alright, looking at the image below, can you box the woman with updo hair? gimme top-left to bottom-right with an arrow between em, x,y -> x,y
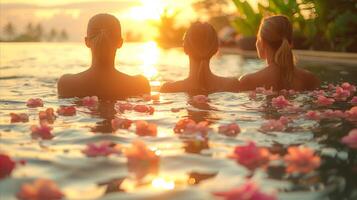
238,15 -> 320,91
160,22 -> 240,94
58,14 -> 150,99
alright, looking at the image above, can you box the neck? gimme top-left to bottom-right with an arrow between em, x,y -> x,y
188,57 -> 214,84
89,50 -> 116,72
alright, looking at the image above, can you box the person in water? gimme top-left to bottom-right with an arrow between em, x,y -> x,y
160,22 -> 239,94
238,15 -> 320,91
57,14 -> 150,99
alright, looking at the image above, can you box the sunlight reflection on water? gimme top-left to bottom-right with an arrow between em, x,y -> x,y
0,42 -> 356,200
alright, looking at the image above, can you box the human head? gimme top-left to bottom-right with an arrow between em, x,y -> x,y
183,22 -> 219,92
256,15 -> 294,89
85,14 -> 123,57
183,22 -> 219,61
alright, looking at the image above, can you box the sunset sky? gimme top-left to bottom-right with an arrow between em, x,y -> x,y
0,0 -> 257,41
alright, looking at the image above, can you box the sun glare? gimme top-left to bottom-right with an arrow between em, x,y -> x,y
129,0 -> 166,21
139,41 -> 159,79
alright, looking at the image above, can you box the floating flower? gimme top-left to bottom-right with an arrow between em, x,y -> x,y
133,105 -> 155,115
284,146 -> 321,174
333,86 -> 351,101
316,95 -> 335,106
39,108 -> 56,122
218,123 -> 241,136
305,110 -> 320,120
111,118 -> 132,130
311,90 -> 325,97
230,141 -> 271,170
10,113 -> 29,123
17,179 -> 64,200
341,129 -> 357,149
271,95 -> 290,109
260,118 -> 286,132
350,96 -> 357,105
26,98 -> 43,108
0,154 -> 16,179
321,109 -> 345,119
255,87 -> 266,94
248,91 -> 256,100
125,140 -> 160,179
56,106 -> 76,116
345,106 -> 357,121
82,96 -> 99,107
214,181 -> 276,200
341,82 -> 356,94
192,95 -> 209,104
135,120 -> 157,136
280,89 -> 296,96
30,123 -> 53,140
82,141 -> 121,157
115,102 -> 133,112
174,119 -> 209,135
143,93 -> 160,101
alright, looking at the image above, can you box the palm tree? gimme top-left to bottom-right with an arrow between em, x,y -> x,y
48,28 -> 58,42
59,29 -> 68,41
4,22 -> 16,41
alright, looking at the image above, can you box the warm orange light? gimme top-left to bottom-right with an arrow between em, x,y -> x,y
129,0 -> 166,21
139,41 -> 159,79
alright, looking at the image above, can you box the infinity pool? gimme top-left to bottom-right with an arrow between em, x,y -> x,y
0,42 -> 356,200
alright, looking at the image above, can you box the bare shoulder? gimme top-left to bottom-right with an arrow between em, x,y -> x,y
237,72 -> 260,91
132,75 -> 150,94
160,80 -> 186,93
57,74 -> 75,98
296,68 -> 320,90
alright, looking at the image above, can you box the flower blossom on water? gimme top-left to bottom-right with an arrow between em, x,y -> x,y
341,82 -> 356,94
0,154 -> 16,179
255,87 -> 274,96
230,141 -> 272,170
305,110 -> 321,120
143,93 -> 160,101
248,91 -> 257,100
30,123 -> 53,140
10,113 -> 29,123
135,120 -> 157,136
218,123 -> 241,136
345,106 -> 357,121
280,89 -> 297,96
111,118 -> 132,130
214,180 -> 277,200
56,106 -> 76,116
311,90 -> 325,97
133,105 -> 155,115
192,95 -> 209,104
284,146 -> 321,174
350,96 -> 357,105
341,129 -> 357,149
125,140 -> 160,179
333,86 -> 351,101
26,98 -> 43,108
260,117 -> 287,132
82,96 -> 99,107
39,108 -> 56,122
82,141 -> 121,157
115,102 -> 133,112
174,119 -> 209,135
17,179 -> 64,200
271,95 -> 291,109
321,109 -> 345,119
316,95 -> 335,106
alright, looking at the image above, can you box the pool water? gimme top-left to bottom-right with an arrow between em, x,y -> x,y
0,42 -> 356,200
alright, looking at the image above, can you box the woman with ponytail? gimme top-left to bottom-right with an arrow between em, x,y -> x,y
160,22 -> 240,94
238,15 -> 320,91
57,14 -> 150,99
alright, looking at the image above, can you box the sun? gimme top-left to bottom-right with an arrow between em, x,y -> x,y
129,0 -> 166,21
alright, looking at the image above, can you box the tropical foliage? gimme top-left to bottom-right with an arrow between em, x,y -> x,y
231,0 -> 357,52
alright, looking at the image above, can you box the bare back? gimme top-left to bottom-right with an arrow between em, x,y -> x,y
57,70 -> 150,99
237,65 -> 320,91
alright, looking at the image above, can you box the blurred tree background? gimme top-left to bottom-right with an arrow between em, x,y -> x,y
1,22 -> 69,42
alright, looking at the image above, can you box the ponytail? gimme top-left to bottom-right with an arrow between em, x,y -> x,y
90,29 -> 109,55
196,59 -> 210,92
274,38 -> 294,89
